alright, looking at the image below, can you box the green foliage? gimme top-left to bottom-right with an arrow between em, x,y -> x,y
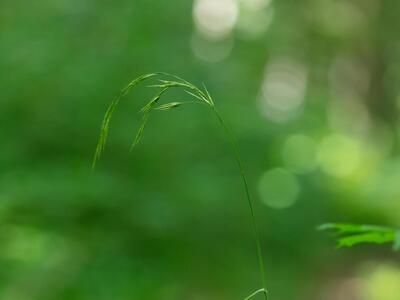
93,73 -> 268,300
318,223 -> 400,251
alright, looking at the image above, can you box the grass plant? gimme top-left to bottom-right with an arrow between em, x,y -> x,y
93,72 -> 269,300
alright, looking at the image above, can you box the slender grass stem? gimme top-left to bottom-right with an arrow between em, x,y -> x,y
212,107 -> 268,300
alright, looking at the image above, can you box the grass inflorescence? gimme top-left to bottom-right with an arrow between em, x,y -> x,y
92,72 -> 269,300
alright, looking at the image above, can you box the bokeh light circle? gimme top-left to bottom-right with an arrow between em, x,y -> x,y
193,0 -> 238,39
258,168 -> 300,209
317,134 -> 361,177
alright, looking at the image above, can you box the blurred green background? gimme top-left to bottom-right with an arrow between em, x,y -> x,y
1,0 -> 400,299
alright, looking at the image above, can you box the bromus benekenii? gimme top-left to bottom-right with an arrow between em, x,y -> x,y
93,73 -> 269,300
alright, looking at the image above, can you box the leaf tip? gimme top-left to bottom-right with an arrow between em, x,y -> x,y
317,223 -> 334,231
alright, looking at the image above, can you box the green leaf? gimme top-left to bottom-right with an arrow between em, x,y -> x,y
319,223 -> 398,251
337,232 -> 395,248
318,223 -> 393,234
244,288 -> 267,300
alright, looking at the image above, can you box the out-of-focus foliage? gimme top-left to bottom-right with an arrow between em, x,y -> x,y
1,0 -> 400,299
319,223 -> 400,251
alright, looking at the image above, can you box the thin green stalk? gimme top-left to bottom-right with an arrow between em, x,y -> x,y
93,73 -> 269,299
212,107 -> 268,300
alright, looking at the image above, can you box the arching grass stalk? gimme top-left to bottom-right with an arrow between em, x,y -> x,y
92,72 -> 268,300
